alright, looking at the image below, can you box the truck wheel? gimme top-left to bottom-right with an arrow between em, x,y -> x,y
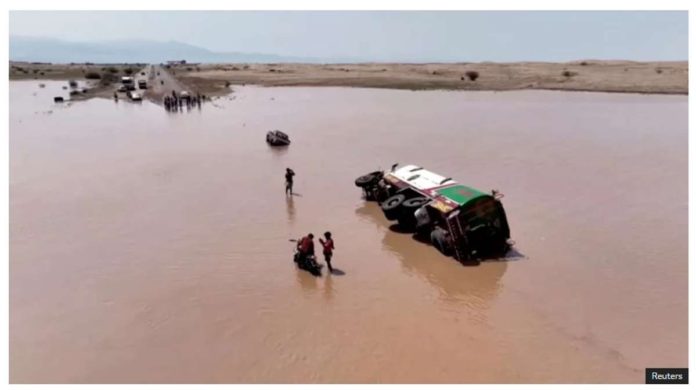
401,197 -> 429,209
381,194 -> 406,220
355,171 -> 382,188
397,197 -> 430,224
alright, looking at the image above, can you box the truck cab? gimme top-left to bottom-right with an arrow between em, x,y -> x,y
121,76 -> 135,91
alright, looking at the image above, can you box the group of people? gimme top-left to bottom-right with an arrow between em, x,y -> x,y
163,91 -> 204,111
286,167 -> 338,274
296,232 -> 336,272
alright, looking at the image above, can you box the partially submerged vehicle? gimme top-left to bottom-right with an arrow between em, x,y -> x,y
355,164 -> 512,262
266,130 -> 291,146
293,250 -> 323,276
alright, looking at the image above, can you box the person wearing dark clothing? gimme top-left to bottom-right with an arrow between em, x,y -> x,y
285,168 -> 295,195
319,232 -> 335,272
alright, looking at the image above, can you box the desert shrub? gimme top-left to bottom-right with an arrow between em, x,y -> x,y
108,67 -> 119,74
432,70 -> 439,75
124,68 -> 134,75
85,72 -> 101,79
187,67 -> 193,71
562,70 -> 577,78
656,68 -> 663,74
580,61 -> 588,66
225,81 -> 231,87
243,65 -> 250,70
99,72 -> 118,86
269,69 -> 276,72
465,71 -> 479,81
39,72 -> 45,76
231,66 -> 240,71
33,69 -> 39,74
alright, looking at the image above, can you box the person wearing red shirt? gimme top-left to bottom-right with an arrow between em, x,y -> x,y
319,231 -> 335,272
296,233 -> 315,263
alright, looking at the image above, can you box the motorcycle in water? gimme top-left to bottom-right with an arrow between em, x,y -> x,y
293,249 -> 323,277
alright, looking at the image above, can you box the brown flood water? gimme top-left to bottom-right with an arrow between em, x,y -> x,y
10,81 -> 687,383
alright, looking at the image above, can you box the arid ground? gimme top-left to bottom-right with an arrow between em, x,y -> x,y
10,60 -> 689,101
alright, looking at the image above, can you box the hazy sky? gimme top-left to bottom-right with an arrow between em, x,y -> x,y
9,11 -> 688,61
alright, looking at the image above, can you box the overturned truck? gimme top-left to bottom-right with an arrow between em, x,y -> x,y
355,164 -> 513,262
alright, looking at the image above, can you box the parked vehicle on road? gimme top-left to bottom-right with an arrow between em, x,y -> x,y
355,164 -> 512,262
138,80 -> 147,89
127,91 -> 143,101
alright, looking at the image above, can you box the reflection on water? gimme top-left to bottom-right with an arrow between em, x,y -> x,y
296,268 -> 319,292
355,202 -> 507,304
286,195 -> 295,224
323,273 -> 334,301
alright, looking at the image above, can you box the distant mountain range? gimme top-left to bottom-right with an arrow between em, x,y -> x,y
9,36 -> 348,64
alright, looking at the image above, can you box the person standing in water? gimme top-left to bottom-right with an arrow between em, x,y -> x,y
319,232 -> 335,272
285,168 -> 295,196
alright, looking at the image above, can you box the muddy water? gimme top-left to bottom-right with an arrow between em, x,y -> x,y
10,81 -> 687,383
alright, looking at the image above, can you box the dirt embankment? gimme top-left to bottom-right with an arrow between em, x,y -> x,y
10,60 -> 688,97
172,60 -> 688,95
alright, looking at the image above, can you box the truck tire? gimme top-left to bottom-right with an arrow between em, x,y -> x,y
355,171 -> 382,188
381,194 -> 406,220
396,197 -> 430,227
401,197 -> 429,210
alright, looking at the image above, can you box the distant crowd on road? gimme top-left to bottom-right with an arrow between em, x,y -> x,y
164,90 -> 205,112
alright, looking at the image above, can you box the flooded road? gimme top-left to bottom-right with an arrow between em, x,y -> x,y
10,81 -> 687,383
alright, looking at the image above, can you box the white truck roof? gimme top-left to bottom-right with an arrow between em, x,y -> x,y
387,164 -> 455,191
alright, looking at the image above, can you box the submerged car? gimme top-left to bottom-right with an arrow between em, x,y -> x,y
293,250 -> 323,277
266,130 -> 291,146
355,164 -> 512,262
